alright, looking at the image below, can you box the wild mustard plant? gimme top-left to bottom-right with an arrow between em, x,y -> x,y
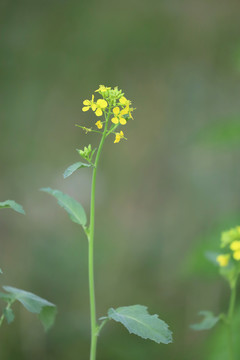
0,200 -> 56,330
191,226 -> 240,360
41,85 -> 173,360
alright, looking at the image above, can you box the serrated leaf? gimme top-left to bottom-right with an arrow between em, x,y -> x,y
2,286 -> 56,331
108,305 -> 172,344
63,162 -> 91,179
0,200 -> 25,214
190,311 -> 220,331
3,307 -> 15,324
40,188 -> 87,226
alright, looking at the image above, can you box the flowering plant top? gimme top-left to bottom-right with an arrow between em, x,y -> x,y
217,226 -> 240,267
80,85 -> 134,143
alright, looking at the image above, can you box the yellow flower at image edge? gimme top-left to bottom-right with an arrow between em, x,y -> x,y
233,250 -> 240,261
230,240 -> 240,260
114,131 -> 124,144
216,254 -> 230,267
230,240 -> 240,251
95,120 -> 103,129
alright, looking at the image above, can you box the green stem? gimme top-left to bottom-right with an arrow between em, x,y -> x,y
88,109 -> 111,360
0,313 -> 4,327
227,283 -> 237,360
97,318 -> 109,336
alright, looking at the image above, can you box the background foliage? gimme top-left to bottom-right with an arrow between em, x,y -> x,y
1,0 -> 240,359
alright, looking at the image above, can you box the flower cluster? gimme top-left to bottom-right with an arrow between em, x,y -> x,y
81,85 -> 134,144
216,226 -> 240,267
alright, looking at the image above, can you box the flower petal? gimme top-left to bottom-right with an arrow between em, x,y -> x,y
95,108 -> 103,116
114,135 -> 121,143
113,107 -> 120,115
83,100 -> 91,105
111,117 -> 119,124
233,250 -> 240,260
95,121 -> 103,129
97,99 -> 108,108
119,96 -> 127,105
120,107 -> 129,115
119,117 -> 127,125
216,254 -> 230,266
230,241 -> 240,251
82,106 -> 90,112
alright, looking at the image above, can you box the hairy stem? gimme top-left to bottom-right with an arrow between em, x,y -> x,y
88,108 -> 111,360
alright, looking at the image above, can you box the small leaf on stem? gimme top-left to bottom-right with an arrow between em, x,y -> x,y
2,286 -> 57,331
40,188 -> 87,227
190,311 -> 220,331
0,200 -> 25,214
3,308 -> 14,324
107,305 -> 172,344
63,162 -> 91,179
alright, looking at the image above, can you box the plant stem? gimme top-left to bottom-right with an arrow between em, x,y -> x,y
88,110 -> 110,360
227,282 -> 237,360
0,313 -> 4,327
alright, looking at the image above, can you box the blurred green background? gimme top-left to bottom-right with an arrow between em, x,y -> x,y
1,0 -> 240,359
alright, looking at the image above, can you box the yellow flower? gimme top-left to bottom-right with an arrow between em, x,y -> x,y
119,96 -> 131,106
95,99 -> 108,116
82,96 -> 107,116
233,250 -> 240,261
111,107 -> 127,125
114,131 -> 124,144
95,85 -> 111,93
82,95 -> 97,112
119,97 -> 134,119
216,254 -> 230,267
95,120 -> 103,129
128,106 -> 134,119
230,240 -> 240,251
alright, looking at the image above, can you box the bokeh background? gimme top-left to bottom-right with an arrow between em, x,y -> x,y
1,0 -> 240,359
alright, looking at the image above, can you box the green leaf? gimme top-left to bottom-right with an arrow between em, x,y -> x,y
0,292 -> 14,302
2,286 -> 57,331
190,311 -> 220,331
3,308 -> 15,324
38,305 -> 57,331
107,305 -> 172,344
0,200 -> 25,214
40,188 -> 87,226
63,162 -> 91,179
